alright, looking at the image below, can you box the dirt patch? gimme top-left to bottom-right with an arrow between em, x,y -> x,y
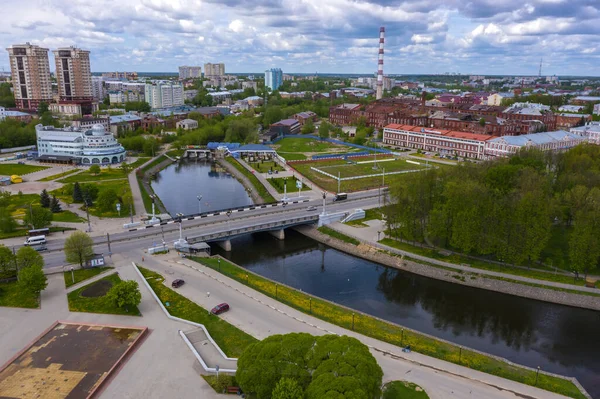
80,280 -> 113,297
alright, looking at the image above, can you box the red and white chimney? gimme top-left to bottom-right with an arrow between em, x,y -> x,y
376,26 -> 385,100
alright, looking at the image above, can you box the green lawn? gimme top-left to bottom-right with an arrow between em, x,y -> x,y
266,176 -> 311,194
248,160 -> 284,173
51,179 -> 134,218
126,157 -> 151,169
0,280 -> 39,308
0,164 -> 49,176
67,273 -> 140,315
317,158 -> 425,178
141,154 -> 167,172
52,210 -> 86,223
383,381 -> 429,399
379,237 -> 599,289
138,266 -> 257,357
274,138 -> 341,153
59,167 -> 128,183
190,256 -> 587,399
318,226 -> 360,245
224,157 -> 276,203
38,169 -> 81,181
63,266 -> 114,288
346,207 -> 385,227
277,152 -> 307,161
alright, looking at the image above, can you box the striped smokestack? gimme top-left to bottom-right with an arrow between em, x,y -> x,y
376,26 -> 385,100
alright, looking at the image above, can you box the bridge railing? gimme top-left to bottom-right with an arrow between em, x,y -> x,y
187,215 -> 319,243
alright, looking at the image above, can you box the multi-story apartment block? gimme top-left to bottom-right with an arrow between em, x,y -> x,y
101,71 -> 138,80
179,66 -> 202,80
144,82 -> 184,109
204,63 -> 225,77
241,81 -> 258,91
265,68 -> 283,90
53,46 -> 93,102
91,76 -> 105,101
6,43 -> 53,110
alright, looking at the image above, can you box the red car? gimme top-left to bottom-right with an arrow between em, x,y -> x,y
211,303 -> 230,315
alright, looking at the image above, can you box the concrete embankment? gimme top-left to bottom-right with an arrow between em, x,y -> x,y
216,158 -> 263,204
294,225 -> 600,311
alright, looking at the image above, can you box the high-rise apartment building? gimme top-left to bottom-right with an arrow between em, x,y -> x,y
6,43 -> 53,110
53,46 -> 93,102
144,82 -> 184,109
265,68 -> 283,90
204,63 -> 225,77
91,76 -> 105,101
179,66 -> 202,80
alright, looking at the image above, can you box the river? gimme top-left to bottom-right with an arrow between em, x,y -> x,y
215,230 -> 600,398
151,159 -> 253,216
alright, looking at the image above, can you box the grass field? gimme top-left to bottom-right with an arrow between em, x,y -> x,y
383,381 -> 429,399
51,179 -> 134,218
0,280 -> 39,308
190,256 -> 587,399
266,176 -> 311,194
38,169 -> 81,181
278,153 -> 307,161
292,158 -> 428,192
52,210 -> 86,223
59,167 -> 128,183
274,138 -> 341,153
126,157 -> 151,169
0,164 -> 48,176
138,266 -> 257,357
67,273 -> 140,315
64,267 -> 113,288
224,157 -> 276,203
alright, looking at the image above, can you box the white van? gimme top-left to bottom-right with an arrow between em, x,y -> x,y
24,235 -> 47,246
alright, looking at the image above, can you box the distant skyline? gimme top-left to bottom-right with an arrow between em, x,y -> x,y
1,0 -> 599,76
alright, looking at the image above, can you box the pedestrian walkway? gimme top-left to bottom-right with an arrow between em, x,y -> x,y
65,268 -> 117,293
329,220 -> 600,296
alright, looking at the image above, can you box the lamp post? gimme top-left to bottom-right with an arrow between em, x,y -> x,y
70,267 -> 75,284
283,177 -> 288,202
309,297 -> 312,314
116,202 -> 121,217
275,283 -> 278,298
85,199 -> 91,232
377,231 -> 381,241
321,191 -> 327,216
535,366 -> 540,386
197,195 -> 202,215
226,210 -> 232,236
218,258 -> 221,272
352,313 -> 355,330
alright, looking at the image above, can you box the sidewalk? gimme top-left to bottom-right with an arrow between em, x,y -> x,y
65,268 -> 117,293
329,220 -> 600,296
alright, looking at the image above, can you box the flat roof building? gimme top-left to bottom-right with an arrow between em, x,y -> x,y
6,43 -> 53,111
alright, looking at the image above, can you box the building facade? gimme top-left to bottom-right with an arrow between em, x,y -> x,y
204,63 -> 225,77
571,122 -> 600,145
6,43 -> 53,110
101,71 -> 138,80
178,66 -> 202,80
241,81 -> 258,91
49,102 -> 99,117
383,124 -> 491,159
53,47 -> 93,102
36,124 -> 126,164
91,76 -> 105,101
71,117 -> 110,132
144,82 -> 184,109
265,68 -> 283,90
269,119 -> 301,136
484,131 -> 586,158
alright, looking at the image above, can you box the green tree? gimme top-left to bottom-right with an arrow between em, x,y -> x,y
301,119 -> 315,134
37,102 -> 49,116
124,101 -> 151,112
89,164 -> 101,175
272,378 -> 304,399
16,246 -> 44,270
39,189 -> 50,208
0,245 -> 16,275
50,195 -> 62,213
0,82 -> 16,107
120,162 -> 132,176
23,206 -> 53,229
81,184 -> 99,202
73,182 -> 83,203
64,231 -> 94,268
479,117 -> 486,127
318,122 -> 329,140
143,137 -> 160,156
18,264 -> 47,294
263,106 -> 283,126
107,280 -> 141,311
0,207 -> 17,234
97,189 -> 118,211
237,333 -> 382,399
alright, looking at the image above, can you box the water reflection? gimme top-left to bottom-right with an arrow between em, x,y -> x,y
216,230 -> 600,397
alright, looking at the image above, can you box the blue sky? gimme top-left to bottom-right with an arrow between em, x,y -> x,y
1,0 -> 599,76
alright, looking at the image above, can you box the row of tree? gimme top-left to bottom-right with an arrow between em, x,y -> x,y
0,245 -> 47,294
386,144 -> 600,276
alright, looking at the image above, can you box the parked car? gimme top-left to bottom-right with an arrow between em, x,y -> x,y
211,303 -> 230,315
171,279 -> 185,288
306,206 -> 317,211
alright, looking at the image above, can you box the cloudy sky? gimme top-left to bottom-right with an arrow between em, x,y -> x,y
1,0 -> 599,76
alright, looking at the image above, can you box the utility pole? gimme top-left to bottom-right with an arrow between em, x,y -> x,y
337,171 -> 341,193
129,203 -> 133,223
85,201 -> 91,232
107,233 -> 112,257
321,191 -> 327,216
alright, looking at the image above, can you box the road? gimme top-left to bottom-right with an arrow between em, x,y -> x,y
37,192 -> 384,268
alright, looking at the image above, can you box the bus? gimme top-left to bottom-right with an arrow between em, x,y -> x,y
333,193 -> 348,202
27,228 -> 50,237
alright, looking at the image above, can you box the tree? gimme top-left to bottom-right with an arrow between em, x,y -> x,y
263,106 -> 283,126
73,182 -> 83,203
318,122 -> 329,140
301,119 -> 315,134
38,102 -> 49,116
107,280 -> 141,311
50,195 -> 62,213
237,333 -> 383,399
89,164 -> 101,175
479,117 -> 486,127
16,246 -> 44,270
23,206 -> 53,229
0,245 -> 16,275
0,207 -> 17,234
120,162 -> 132,176
97,189 -> 118,212
39,189 -> 50,208
272,378 -> 304,399
64,231 -> 94,268
18,264 -> 47,294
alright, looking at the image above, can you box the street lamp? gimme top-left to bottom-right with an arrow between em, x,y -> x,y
218,258 -> 221,272
28,200 -> 35,229
321,191 -> 327,216
535,366 -> 541,386
283,177 -> 288,202
197,195 -> 203,215
70,267 -> 75,284
309,297 -> 312,314
352,313 -> 355,330
116,202 -> 121,217
226,210 -> 232,235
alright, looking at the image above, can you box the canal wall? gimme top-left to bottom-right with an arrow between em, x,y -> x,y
295,225 -> 600,312
138,156 -> 173,215
216,158 -> 263,204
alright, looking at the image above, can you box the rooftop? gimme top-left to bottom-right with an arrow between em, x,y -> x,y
488,130 -> 584,146
384,124 -> 494,142
272,119 -> 299,126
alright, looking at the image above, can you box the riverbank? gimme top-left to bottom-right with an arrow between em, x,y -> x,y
217,157 -> 265,203
295,225 -> 600,311
137,154 -> 174,215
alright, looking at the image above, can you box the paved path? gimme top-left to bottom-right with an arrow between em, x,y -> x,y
136,252 -> 572,399
65,268 -> 118,293
330,220 -> 600,296
236,158 -> 282,200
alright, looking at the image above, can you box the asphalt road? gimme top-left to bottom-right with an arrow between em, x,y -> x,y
39,193 -> 385,268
